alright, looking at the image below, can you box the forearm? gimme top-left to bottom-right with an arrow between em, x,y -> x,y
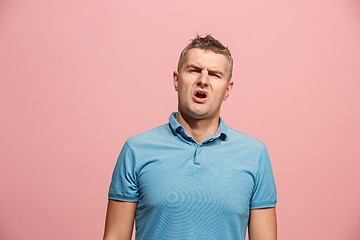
103,200 -> 137,240
248,208 -> 277,240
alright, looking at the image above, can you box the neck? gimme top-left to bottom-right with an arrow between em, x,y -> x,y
176,110 -> 220,144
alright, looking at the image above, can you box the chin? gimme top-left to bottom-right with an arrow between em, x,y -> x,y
179,108 -> 204,120
189,110 -> 215,120
179,104 -> 218,120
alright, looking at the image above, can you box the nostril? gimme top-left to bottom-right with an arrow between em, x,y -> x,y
197,79 -> 208,85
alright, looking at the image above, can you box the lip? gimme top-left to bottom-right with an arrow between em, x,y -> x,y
192,89 -> 208,103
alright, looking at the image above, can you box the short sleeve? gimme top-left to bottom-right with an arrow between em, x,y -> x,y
250,147 -> 277,209
108,141 -> 139,202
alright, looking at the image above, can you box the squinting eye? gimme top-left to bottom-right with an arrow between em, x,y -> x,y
210,73 -> 220,78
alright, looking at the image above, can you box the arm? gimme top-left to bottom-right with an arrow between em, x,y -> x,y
248,207 -> 277,240
103,200 -> 137,240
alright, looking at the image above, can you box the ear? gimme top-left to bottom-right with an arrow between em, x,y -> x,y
173,71 -> 179,91
223,80 -> 234,101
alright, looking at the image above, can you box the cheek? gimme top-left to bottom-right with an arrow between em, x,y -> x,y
178,80 -> 192,92
177,83 -> 186,94
177,84 -> 190,100
213,84 -> 228,95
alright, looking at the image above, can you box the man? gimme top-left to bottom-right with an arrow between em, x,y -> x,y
104,35 -> 277,240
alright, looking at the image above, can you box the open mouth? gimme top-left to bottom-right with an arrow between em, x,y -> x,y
195,92 -> 207,99
192,90 -> 208,103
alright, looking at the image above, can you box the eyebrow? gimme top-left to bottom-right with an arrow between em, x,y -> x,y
185,64 -> 224,77
185,64 -> 201,71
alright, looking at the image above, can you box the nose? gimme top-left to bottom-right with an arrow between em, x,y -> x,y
196,70 -> 209,87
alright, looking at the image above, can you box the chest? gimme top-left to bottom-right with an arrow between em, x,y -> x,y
135,146 -> 257,216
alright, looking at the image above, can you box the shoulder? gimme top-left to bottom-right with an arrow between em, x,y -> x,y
225,127 -> 266,152
227,127 -> 265,148
125,123 -> 172,147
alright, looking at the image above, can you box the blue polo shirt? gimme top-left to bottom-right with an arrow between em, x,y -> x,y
109,112 -> 277,240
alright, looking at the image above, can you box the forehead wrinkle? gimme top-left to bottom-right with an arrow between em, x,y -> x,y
180,48 -> 231,79
184,63 -> 201,69
185,63 -> 224,74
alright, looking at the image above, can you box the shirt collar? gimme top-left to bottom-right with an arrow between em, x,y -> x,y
168,112 -> 228,141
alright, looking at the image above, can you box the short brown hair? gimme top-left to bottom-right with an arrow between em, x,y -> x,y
177,35 -> 233,80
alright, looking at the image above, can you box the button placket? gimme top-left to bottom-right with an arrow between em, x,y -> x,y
193,144 -> 202,165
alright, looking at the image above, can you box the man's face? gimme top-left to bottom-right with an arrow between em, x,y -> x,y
173,48 -> 233,120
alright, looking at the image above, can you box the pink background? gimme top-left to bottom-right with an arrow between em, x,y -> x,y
1,0 -> 360,239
